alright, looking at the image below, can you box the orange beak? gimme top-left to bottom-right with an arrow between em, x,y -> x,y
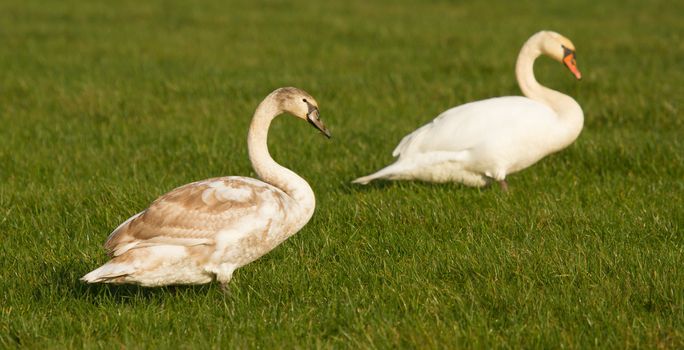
563,51 -> 582,80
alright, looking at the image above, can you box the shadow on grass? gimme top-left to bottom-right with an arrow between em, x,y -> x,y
76,281 -> 217,304
339,179 -> 398,193
339,177 -> 493,194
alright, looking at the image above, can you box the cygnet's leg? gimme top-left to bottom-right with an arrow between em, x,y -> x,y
498,180 -> 509,192
211,263 -> 236,294
220,281 -> 231,294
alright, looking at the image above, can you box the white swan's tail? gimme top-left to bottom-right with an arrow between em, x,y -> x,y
352,162 -> 409,184
81,261 -> 134,284
353,151 -> 476,185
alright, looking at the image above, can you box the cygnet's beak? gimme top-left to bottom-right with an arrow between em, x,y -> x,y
307,108 -> 331,139
562,47 -> 582,80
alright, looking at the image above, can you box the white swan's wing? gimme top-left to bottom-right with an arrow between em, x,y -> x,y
392,122 -> 433,157
392,96 -> 557,158
104,177 -> 288,257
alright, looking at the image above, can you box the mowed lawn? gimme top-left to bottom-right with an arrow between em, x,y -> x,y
1,0 -> 682,348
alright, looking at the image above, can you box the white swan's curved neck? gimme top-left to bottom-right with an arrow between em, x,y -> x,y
516,35 -> 559,107
515,33 -> 583,139
247,96 -> 315,213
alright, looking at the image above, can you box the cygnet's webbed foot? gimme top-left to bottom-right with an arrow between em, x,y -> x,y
220,282 -> 231,294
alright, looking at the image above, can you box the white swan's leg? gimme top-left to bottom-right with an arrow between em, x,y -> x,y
484,167 -> 509,191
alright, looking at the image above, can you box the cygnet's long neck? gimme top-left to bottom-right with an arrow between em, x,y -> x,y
247,96 -> 315,218
515,34 -> 584,140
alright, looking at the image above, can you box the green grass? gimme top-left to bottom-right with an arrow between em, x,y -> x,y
1,0 -> 683,348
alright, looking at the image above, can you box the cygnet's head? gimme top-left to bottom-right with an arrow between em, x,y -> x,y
539,31 -> 582,80
272,87 -> 331,138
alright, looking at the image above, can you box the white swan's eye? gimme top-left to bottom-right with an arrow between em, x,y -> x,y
562,45 -> 573,58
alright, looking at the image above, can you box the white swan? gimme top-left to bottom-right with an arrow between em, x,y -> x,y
353,30 -> 583,189
82,87 -> 330,288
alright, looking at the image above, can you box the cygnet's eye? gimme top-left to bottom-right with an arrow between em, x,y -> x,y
302,98 -> 307,103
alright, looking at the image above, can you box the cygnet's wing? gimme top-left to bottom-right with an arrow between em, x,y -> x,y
103,177 -> 288,257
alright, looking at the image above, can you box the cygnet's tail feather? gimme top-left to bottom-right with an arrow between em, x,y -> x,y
352,162 -> 409,184
81,262 -> 133,283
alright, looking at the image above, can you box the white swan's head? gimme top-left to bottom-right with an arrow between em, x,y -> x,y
272,87 -> 331,138
538,31 -> 582,80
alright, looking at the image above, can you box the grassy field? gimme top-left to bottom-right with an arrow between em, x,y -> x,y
1,0 -> 683,348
